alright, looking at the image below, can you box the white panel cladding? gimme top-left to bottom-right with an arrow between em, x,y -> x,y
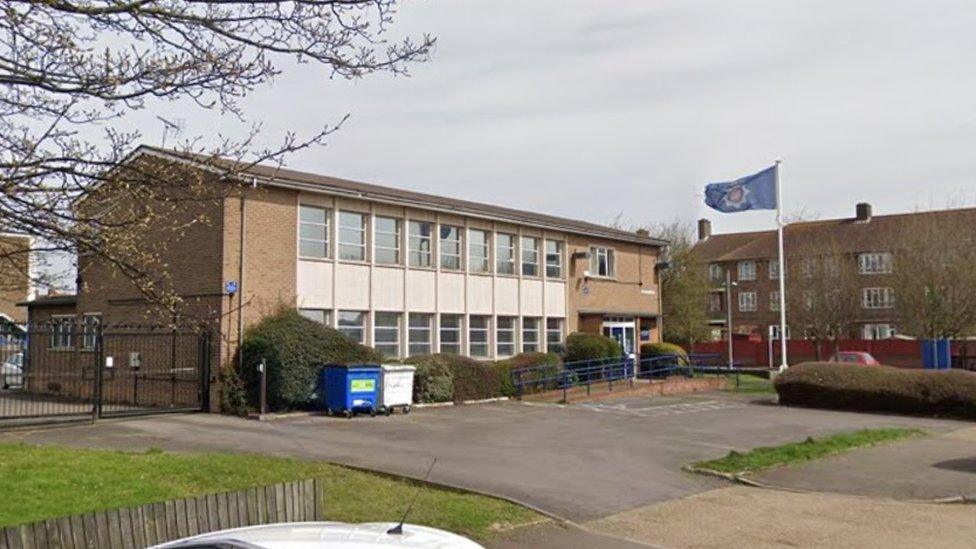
520,279 -> 544,316
334,263 -> 370,309
466,275 -> 493,314
437,272 -> 465,313
406,269 -> 436,312
371,266 -> 404,311
544,280 -> 567,317
297,260 -> 333,308
495,276 -> 519,315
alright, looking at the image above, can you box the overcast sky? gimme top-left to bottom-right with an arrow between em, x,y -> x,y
138,0 -> 976,237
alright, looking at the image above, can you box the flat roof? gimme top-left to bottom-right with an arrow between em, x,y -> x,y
18,294 -> 78,307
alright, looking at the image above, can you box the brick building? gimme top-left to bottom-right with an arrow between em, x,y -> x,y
694,203 -> 976,341
24,145 -> 667,368
0,233 -> 34,325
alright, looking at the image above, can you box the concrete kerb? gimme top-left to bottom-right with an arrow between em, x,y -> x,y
248,397 -> 511,420
682,464 -> 976,505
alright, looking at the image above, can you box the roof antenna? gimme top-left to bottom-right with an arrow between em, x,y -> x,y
387,458 -> 437,536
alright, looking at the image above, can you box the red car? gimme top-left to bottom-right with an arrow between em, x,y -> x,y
831,351 -> 881,366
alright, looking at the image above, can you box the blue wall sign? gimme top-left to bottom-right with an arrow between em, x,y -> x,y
225,280 -> 239,295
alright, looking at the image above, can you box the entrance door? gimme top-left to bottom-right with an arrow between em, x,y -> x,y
602,322 -> 635,355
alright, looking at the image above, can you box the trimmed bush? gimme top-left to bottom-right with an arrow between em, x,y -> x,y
405,353 -> 503,404
775,362 -> 976,419
564,332 -> 622,363
495,352 -> 563,396
640,342 -> 689,364
240,309 -> 383,411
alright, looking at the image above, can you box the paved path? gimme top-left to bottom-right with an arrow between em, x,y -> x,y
0,393 -> 959,523
753,425 -> 976,500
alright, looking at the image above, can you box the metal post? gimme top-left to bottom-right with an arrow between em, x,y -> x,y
562,371 -> 568,403
775,159 -> 788,370
259,358 -> 267,416
93,324 -> 103,420
725,269 -> 734,368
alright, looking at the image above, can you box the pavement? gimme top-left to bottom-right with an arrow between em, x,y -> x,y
1,392 -> 972,548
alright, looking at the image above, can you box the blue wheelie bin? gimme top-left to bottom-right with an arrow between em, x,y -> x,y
321,364 -> 381,418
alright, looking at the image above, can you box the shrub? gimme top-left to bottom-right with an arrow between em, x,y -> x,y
564,332 -> 622,363
495,352 -> 563,396
218,365 -> 249,417
640,342 -> 689,365
240,309 -> 382,411
405,353 -> 502,403
774,362 -> 976,419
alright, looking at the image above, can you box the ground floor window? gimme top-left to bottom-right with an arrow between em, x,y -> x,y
337,310 -> 366,344
374,312 -> 401,358
49,316 -> 73,350
408,313 -> 433,356
546,318 -> 565,353
440,314 -> 463,354
469,316 -> 490,358
863,323 -> 896,340
496,316 -> 516,357
82,313 -> 102,350
299,308 -> 332,326
522,318 -> 540,352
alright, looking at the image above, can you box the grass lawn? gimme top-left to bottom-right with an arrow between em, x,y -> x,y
724,373 -> 776,394
0,443 -> 541,541
692,428 -> 924,474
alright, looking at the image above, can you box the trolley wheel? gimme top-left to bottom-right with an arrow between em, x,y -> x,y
369,408 -> 377,417
403,405 -> 411,415
343,410 -> 352,419
324,407 -> 332,417
385,407 -> 392,416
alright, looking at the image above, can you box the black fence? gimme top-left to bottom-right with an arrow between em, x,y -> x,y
0,323 -> 212,429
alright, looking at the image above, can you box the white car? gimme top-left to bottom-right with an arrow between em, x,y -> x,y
150,522 -> 485,549
1,353 -> 23,389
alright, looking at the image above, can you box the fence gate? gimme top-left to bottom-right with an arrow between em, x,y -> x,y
0,324 -> 212,429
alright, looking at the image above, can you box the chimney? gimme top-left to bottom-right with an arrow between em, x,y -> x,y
697,218 -> 712,241
635,228 -> 650,238
855,202 -> 872,223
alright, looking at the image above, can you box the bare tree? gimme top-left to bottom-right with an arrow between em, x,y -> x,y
890,211 -> 976,339
649,219 -> 710,347
784,235 -> 861,359
0,1 -> 433,308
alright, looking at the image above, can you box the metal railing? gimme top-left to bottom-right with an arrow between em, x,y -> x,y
512,354 -> 689,402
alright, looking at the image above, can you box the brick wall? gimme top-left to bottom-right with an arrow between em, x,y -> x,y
0,234 -> 32,323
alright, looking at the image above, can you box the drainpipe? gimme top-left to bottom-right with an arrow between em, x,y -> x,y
236,178 -> 256,370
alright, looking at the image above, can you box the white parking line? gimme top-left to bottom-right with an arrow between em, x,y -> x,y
577,400 -> 745,418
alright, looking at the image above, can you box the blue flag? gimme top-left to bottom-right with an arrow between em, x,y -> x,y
704,165 -> 777,213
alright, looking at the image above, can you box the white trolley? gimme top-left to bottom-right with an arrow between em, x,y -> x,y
379,364 -> 416,415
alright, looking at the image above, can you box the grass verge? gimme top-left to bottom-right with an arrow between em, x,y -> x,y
692,428 -> 924,474
724,373 -> 776,394
0,443 -> 540,541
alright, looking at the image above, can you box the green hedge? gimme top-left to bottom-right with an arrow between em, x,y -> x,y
495,352 -> 562,396
774,362 -> 976,419
405,354 -> 503,404
564,332 -> 622,363
640,342 -> 688,364
239,309 -> 382,411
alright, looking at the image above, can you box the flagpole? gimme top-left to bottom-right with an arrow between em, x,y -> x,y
775,159 -> 788,370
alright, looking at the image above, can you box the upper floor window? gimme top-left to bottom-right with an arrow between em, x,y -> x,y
374,216 -> 401,265
862,287 -> 894,309
738,260 -> 756,281
858,252 -> 892,275
738,291 -> 757,312
338,211 -> 366,261
769,291 -> 780,311
49,316 -> 73,350
708,293 -> 722,313
82,313 -> 101,350
545,240 -> 564,278
298,205 -> 329,259
590,247 -> 615,277
468,229 -> 490,273
408,221 -> 433,267
769,260 -> 782,280
708,263 -> 723,282
496,233 -> 516,275
521,236 -> 539,276
439,225 -> 462,270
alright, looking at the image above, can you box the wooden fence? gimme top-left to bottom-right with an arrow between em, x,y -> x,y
0,478 -> 324,549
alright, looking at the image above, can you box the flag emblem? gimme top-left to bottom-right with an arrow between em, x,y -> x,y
704,165 -> 777,213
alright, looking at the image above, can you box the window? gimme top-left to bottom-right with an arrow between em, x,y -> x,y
738,260 -> 756,281
374,216 -> 401,265
769,325 -> 791,340
299,308 -> 332,326
496,316 -> 516,357
863,323 -> 896,340
373,312 -> 401,358
439,314 -> 463,354
803,290 -> 814,310
708,293 -> 722,313
546,318 -> 565,353
521,236 -> 539,276
408,314 -> 433,357
522,318 -> 541,352
337,311 -> 366,344
468,230 -> 490,273
738,291 -> 757,312
439,225 -> 462,270
496,233 -> 516,274
545,240 -> 563,278
769,291 -> 780,311
862,287 -> 894,309
82,313 -> 101,350
769,260 -> 782,280
469,316 -> 490,358
49,316 -> 73,350
299,205 -> 329,259
590,247 -> 615,277
408,221 -> 433,267
709,264 -> 723,282
338,211 -> 366,261
858,252 -> 893,275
